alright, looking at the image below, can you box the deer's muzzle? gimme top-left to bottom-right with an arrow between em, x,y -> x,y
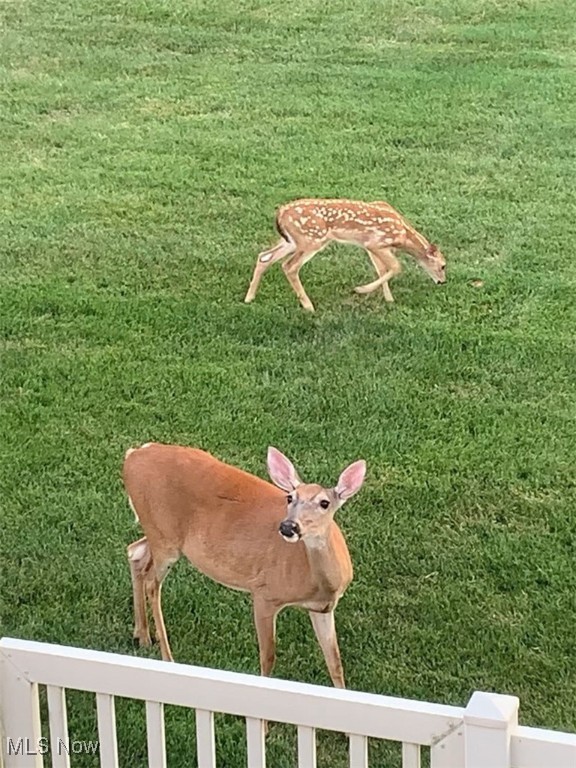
279,519 -> 301,543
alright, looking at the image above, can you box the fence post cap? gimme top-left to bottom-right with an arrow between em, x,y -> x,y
464,691 -> 519,729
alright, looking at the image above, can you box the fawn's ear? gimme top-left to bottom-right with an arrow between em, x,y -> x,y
335,460 -> 366,501
267,447 -> 302,491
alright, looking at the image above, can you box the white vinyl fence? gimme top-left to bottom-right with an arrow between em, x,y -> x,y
1,637 -> 575,768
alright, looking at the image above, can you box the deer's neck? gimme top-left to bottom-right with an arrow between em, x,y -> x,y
303,529 -> 348,596
403,223 -> 430,258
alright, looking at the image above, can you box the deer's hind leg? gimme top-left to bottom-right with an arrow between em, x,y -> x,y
146,570 -> 173,662
127,537 -> 152,646
244,239 -> 296,303
128,535 -> 179,662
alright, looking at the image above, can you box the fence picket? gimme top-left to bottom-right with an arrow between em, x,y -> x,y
196,709 -> 216,768
95,693 -> 119,768
145,701 -> 166,768
0,659 -> 43,768
402,742 -> 421,768
46,686 -> 70,768
297,725 -> 316,768
349,734 -> 368,768
246,717 -> 266,768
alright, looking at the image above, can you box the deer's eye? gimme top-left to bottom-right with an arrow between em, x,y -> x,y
320,499 -> 330,510
287,495 -> 293,504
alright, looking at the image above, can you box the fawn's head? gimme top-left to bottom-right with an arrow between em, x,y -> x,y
267,447 -> 366,543
419,243 -> 446,284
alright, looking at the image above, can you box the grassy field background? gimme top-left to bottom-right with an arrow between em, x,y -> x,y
2,0 -> 576,764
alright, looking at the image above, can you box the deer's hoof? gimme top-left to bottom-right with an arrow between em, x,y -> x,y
133,637 -> 152,649
133,631 -> 152,647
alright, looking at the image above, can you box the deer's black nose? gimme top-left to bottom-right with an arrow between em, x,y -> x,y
279,520 -> 300,538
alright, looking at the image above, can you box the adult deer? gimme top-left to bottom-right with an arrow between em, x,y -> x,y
244,198 -> 446,311
123,442 -> 366,689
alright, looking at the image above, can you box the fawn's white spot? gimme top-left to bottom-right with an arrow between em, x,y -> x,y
260,253 -> 273,262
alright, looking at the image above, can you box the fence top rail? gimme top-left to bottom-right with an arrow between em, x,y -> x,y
0,637 -> 463,744
511,724 -> 576,768
513,725 -> 576,747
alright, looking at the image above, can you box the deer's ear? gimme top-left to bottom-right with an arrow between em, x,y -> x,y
335,460 -> 366,501
267,447 -> 302,491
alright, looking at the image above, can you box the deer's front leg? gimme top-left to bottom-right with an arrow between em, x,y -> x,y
253,599 -> 279,736
355,248 -> 400,302
281,249 -> 318,312
363,250 -> 394,300
253,598 -> 278,677
378,248 -> 401,302
244,240 -> 295,303
309,610 -> 345,688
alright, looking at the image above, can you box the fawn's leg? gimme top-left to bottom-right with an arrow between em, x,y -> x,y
355,247 -> 401,302
244,239 -> 295,303
281,247 -> 322,312
365,251 -> 390,298
377,248 -> 401,302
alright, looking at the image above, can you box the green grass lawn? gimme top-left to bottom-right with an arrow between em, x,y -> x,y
2,0 -> 576,764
